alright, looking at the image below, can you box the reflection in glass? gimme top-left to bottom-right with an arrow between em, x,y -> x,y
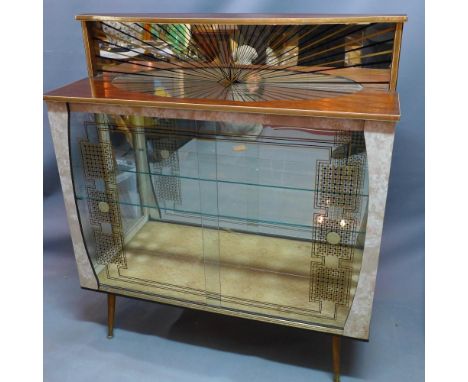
70,112 -> 369,329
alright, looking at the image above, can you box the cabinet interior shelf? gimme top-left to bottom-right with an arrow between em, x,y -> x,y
73,165 -> 369,196
75,193 -> 366,234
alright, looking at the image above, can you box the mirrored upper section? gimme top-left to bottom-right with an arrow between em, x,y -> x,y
82,17 -> 401,101
44,15 -> 404,121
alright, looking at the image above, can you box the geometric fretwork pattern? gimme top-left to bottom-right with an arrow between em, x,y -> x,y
313,243 -> 354,260
313,214 -> 357,246
309,130 -> 367,315
93,230 -> 126,267
315,161 -> 362,212
86,187 -> 121,228
335,130 -> 366,148
149,135 -> 182,203
80,140 -> 116,182
310,263 -> 351,305
80,135 -> 126,268
312,214 -> 357,260
314,242 -> 353,260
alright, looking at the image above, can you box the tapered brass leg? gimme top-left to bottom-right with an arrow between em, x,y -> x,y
332,335 -> 341,382
107,293 -> 116,339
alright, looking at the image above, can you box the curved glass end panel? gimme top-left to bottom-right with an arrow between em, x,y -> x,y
69,112 -> 368,330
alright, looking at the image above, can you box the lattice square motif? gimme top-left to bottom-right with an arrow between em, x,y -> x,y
312,215 -> 357,260
80,141 -> 116,181
314,242 -> 354,260
334,131 -> 365,148
334,154 -> 367,171
86,187 -> 121,228
151,137 -> 180,166
315,161 -> 362,211
313,215 -> 357,244
149,137 -> 182,203
154,175 -> 182,203
310,263 -> 351,305
94,230 -> 126,267
331,131 -> 366,161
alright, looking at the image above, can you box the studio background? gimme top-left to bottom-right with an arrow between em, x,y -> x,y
43,1 -> 424,381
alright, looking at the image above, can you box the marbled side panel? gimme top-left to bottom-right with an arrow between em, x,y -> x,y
47,102 -> 98,290
343,121 -> 395,339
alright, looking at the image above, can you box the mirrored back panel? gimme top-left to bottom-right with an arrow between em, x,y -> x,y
69,112 -> 369,330
80,16 -> 403,99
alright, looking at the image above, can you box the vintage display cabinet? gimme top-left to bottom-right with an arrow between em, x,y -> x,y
44,13 -> 406,381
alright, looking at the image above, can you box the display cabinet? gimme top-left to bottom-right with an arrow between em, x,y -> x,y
44,13 -> 406,381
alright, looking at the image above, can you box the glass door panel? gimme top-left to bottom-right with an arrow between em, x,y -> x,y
69,112 -> 368,329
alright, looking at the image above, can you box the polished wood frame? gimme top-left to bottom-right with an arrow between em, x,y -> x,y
390,22 -> 404,90
43,76 -> 400,122
75,13 -> 407,24
81,21 -> 99,77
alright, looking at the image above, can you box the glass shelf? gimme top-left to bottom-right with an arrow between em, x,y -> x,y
72,162 -> 368,197
75,192 -> 367,235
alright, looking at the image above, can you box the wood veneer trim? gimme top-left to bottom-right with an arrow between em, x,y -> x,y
43,96 -> 400,122
75,14 -> 408,24
390,22 -> 404,91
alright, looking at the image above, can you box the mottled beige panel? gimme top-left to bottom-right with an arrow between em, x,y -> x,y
69,102 -> 365,131
343,120 -> 395,339
47,102 -> 98,290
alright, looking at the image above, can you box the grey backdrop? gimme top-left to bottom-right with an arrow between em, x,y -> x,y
43,1 -> 424,381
